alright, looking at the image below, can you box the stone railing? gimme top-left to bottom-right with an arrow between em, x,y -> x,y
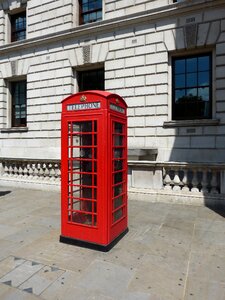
162,162 -> 222,194
128,161 -> 225,206
0,158 -> 61,189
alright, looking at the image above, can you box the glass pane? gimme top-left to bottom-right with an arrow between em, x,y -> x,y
186,88 -> 197,98
114,135 -> 123,146
114,196 -> 123,209
70,212 -> 92,225
114,172 -> 123,184
113,208 -> 123,222
115,123 -> 123,133
114,160 -> 123,171
175,74 -> 185,88
198,87 -> 209,101
175,89 -> 185,102
174,59 -> 185,74
114,184 -> 123,197
198,72 -> 209,86
186,58 -> 197,73
198,56 -> 210,71
114,148 -> 123,158
186,73 -> 197,87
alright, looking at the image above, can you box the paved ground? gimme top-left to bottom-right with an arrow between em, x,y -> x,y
0,186 -> 224,300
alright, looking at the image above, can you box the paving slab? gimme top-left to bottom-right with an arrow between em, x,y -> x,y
0,186 -> 224,300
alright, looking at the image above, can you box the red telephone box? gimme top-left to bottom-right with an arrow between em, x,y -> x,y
60,90 -> 128,251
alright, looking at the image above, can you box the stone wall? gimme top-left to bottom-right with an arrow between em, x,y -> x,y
0,0 -> 224,165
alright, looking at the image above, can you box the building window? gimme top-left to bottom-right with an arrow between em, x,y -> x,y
79,0 -> 102,25
11,11 -> 26,42
11,80 -> 27,127
78,68 -> 104,91
172,53 -> 212,120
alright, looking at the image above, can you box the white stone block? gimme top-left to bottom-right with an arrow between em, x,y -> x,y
105,59 -> 125,70
197,23 -> 210,46
216,79 -> 225,89
128,116 -> 145,127
216,67 -> 225,79
156,105 -> 168,115
126,97 -> 145,107
146,73 -> 168,85
125,76 -> 145,88
146,94 -> 168,106
125,36 -> 145,49
109,39 -> 125,51
135,106 -> 155,116
207,21 -> 221,45
146,52 -> 168,65
156,84 -> 168,94
145,116 -> 168,127
135,85 -> 156,96
125,56 -> 145,68
146,31 -> 164,44
115,48 -> 135,59
115,68 -> 135,78
132,168 -> 163,189
134,127 -> 156,136
190,136 -> 215,148
128,137 -> 145,148
164,29 -> 176,51
135,44 -> 156,56
135,65 -> 155,76
218,32 -> 225,43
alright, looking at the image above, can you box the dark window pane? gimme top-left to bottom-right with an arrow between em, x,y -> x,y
198,72 -> 209,86
198,87 -> 209,101
80,0 -> 102,24
198,56 -> 210,71
11,80 -> 27,127
174,59 -> 185,74
186,88 -> 197,98
78,68 -> 104,91
172,53 -> 212,120
11,11 -> 26,42
186,73 -> 197,87
186,58 -> 197,73
175,74 -> 185,88
175,89 -> 185,102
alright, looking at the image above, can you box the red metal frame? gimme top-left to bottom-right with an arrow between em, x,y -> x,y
60,91 -> 128,250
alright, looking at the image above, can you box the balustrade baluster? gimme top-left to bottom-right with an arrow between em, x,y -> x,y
191,169 -> 199,192
4,165 -> 9,177
8,164 -> 13,177
173,167 -> 182,191
44,163 -> 50,180
181,169 -> 189,192
210,170 -> 219,194
163,168 -> 172,190
13,165 -> 19,178
201,169 -> 209,193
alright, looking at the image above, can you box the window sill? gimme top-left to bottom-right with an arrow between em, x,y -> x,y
163,119 -> 220,128
1,127 -> 28,133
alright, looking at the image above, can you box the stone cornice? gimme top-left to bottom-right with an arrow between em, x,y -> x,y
0,0 -> 224,55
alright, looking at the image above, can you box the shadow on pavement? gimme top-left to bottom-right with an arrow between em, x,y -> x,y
0,191 -> 11,197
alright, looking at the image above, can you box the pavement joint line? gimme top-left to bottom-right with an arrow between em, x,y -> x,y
182,223 -> 196,300
0,255 -> 67,296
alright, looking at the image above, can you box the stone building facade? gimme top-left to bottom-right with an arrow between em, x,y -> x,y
0,0 -> 224,205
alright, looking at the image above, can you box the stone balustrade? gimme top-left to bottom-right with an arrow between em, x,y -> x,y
163,163 -> 222,194
0,158 -> 61,190
128,161 -> 225,206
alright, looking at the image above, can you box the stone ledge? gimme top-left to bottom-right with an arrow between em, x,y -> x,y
163,119 -> 220,128
1,127 -> 28,133
128,148 -> 158,161
128,187 -> 225,207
